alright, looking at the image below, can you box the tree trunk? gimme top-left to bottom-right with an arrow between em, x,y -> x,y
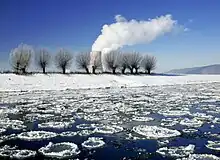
135,68 -> 138,74
62,67 -> 66,74
112,67 -> 116,74
130,68 -> 133,74
121,67 -> 126,74
92,66 -> 96,74
43,67 -> 46,74
147,69 -> 150,74
85,68 -> 89,74
21,68 -> 26,74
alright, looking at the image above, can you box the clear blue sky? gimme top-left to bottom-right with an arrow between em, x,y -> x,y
0,0 -> 220,72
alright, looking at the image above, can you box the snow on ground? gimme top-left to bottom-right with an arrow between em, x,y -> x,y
0,74 -> 220,91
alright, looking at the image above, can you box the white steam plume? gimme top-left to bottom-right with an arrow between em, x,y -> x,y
92,14 -> 182,53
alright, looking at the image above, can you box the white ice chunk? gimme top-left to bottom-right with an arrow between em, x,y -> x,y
180,154 -> 220,160
38,121 -> 74,129
39,142 -> 80,158
59,131 -> 78,137
82,137 -> 105,149
94,125 -> 123,134
17,131 -> 57,141
206,141 -> 220,151
11,149 -> 36,159
158,110 -> 190,117
180,118 -> 203,128
132,116 -> 154,122
156,144 -> 195,158
132,125 -> 181,139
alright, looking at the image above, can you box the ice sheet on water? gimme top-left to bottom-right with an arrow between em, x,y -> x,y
0,128 -> 6,134
38,121 -> 74,129
39,142 -> 80,159
158,110 -> 190,117
191,112 -> 213,121
132,116 -> 154,122
180,118 -> 203,128
10,149 -> 36,159
94,125 -> 123,134
82,137 -> 105,149
0,119 -> 26,131
77,130 -> 94,136
0,145 -> 17,157
182,128 -> 198,133
180,154 -> 220,160
76,123 -> 101,130
156,144 -> 195,158
132,125 -> 181,139
59,131 -> 78,137
160,118 -> 179,127
206,141 -> 220,151
17,131 -> 57,141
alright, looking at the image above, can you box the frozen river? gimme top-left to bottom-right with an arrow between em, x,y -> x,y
0,82 -> 220,159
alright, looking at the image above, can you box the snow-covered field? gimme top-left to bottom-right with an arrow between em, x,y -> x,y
0,74 -> 220,159
1,74 -> 220,91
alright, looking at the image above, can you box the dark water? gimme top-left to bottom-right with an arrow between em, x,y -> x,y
0,82 -> 220,159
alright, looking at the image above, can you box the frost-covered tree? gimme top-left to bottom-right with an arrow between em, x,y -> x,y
119,53 -> 128,74
142,55 -> 156,74
35,49 -> 51,74
104,51 -> 120,74
125,52 -> 142,74
10,43 -> 33,74
92,54 -> 102,74
55,49 -> 73,74
75,52 -> 90,74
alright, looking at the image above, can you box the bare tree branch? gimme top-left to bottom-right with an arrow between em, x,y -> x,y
104,51 -> 120,74
75,52 -> 90,74
141,55 -> 157,74
91,53 -> 102,74
124,52 -> 142,74
10,43 -> 33,74
55,49 -> 73,74
35,49 -> 51,74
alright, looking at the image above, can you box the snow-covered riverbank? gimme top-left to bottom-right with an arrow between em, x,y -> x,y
1,74 -> 220,91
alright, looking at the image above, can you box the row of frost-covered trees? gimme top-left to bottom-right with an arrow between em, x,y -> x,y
10,44 -> 156,75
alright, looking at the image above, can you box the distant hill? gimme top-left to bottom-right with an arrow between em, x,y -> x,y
167,64 -> 220,74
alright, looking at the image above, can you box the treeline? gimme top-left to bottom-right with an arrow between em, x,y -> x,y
9,43 -> 156,75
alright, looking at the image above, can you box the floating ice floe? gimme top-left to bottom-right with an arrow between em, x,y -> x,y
77,130 -> 94,136
11,149 -> 37,159
17,131 -> 57,141
158,110 -> 190,117
82,137 -> 105,149
180,118 -> 203,128
213,118 -> 220,124
0,119 -> 26,131
39,142 -> 80,159
180,154 -> 220,160
156,144 -> 195,158
206,141 -> 220,151
132,116 -> 154,122
160,118 -> 179,127
76,123 -> 100,130
0,145 -> 17,157
38,121 -> 74,129
182,128 -> 198,133
132,125 -> 181,139
191,112 -> 213,121
60,131 -> 78,137
0,128 -> 6,134
157,140 -> 169,146
94,125 -> 123,134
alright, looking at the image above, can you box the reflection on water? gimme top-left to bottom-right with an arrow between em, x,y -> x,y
0,82 -> 220,159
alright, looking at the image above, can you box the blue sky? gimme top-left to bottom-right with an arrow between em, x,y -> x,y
0,0 -> 220,72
